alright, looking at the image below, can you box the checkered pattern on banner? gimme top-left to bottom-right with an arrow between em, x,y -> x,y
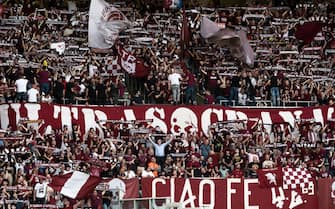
282,167 -> 313,190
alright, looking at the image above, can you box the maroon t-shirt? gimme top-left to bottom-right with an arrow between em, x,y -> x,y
38,70 -> 50,84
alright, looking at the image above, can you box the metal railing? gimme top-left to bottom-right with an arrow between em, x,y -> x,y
219,99 -> 318,107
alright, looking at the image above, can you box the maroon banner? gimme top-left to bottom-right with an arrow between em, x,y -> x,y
1,104 -> 335,137
318,178 -> 335,209
141,178 -> 317,209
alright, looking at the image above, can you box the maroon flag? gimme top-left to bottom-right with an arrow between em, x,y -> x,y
181,8 -> 190,46
257,167 -> 283,188
295,21 -> 323,44
181,8 -> 190,58
117,47 -> 149,78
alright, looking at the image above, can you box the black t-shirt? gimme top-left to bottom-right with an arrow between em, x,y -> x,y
270,76 -> 278,88
231,76 -> 240,87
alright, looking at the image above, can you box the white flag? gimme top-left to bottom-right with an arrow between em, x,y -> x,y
88,0 -> 131,49
50,42 -> 65,55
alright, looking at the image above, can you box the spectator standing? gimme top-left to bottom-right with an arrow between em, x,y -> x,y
27,84 -> 40,103
87,78 -> 97,105
184,69 -> 196,104
267,71 -> 280,106
199,138 -> 211,159
168,68 -> 182,104
148,134 -> 173,169
15,73 -> 29,102
65,77 -> 75,104
229,72 -> 240,106
33,178 -> 47,204
96,77 -> 107,105
38,65 -> 50,95
53,76 -> 65,104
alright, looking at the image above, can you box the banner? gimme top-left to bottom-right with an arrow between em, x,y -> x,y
318,178 -> 335,209
118,47 -> 149,77
1,104 -> 335,137
88,0 -> 130,49
141,177 -> 317,209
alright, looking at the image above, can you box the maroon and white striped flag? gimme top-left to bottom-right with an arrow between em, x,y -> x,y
49,171 -> 101,199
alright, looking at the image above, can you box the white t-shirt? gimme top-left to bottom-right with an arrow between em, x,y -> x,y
15,78 -> 28,93
27,88 -> 39,102
34,182 -> 47,198
141,169 -> 155,178
168,73 -> 181,85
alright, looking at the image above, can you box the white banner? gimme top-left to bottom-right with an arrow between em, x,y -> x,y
88,0 -> 130,49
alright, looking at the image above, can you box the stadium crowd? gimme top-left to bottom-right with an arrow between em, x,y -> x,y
0,0 -> 335,208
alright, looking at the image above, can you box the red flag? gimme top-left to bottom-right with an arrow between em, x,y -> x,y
257,167 -> 283,188
118,46 -> 149,78
295,21 -> 323,44
49,171 -> 101,199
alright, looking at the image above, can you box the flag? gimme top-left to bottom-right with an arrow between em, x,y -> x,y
200,16 -> 254,67
282,167 -> 314,190
88,0 -> 131,49
118,47 -> 149,77
164,0 -> 183,9
236,30 -> 254,67
50,42 -> 66,55
0,4 -> 4,16
295,21 -> 323,44
257,167 -> 284,188
181,8 -> 190,58
49,171 -> 101,199
181,8 -> 190,44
